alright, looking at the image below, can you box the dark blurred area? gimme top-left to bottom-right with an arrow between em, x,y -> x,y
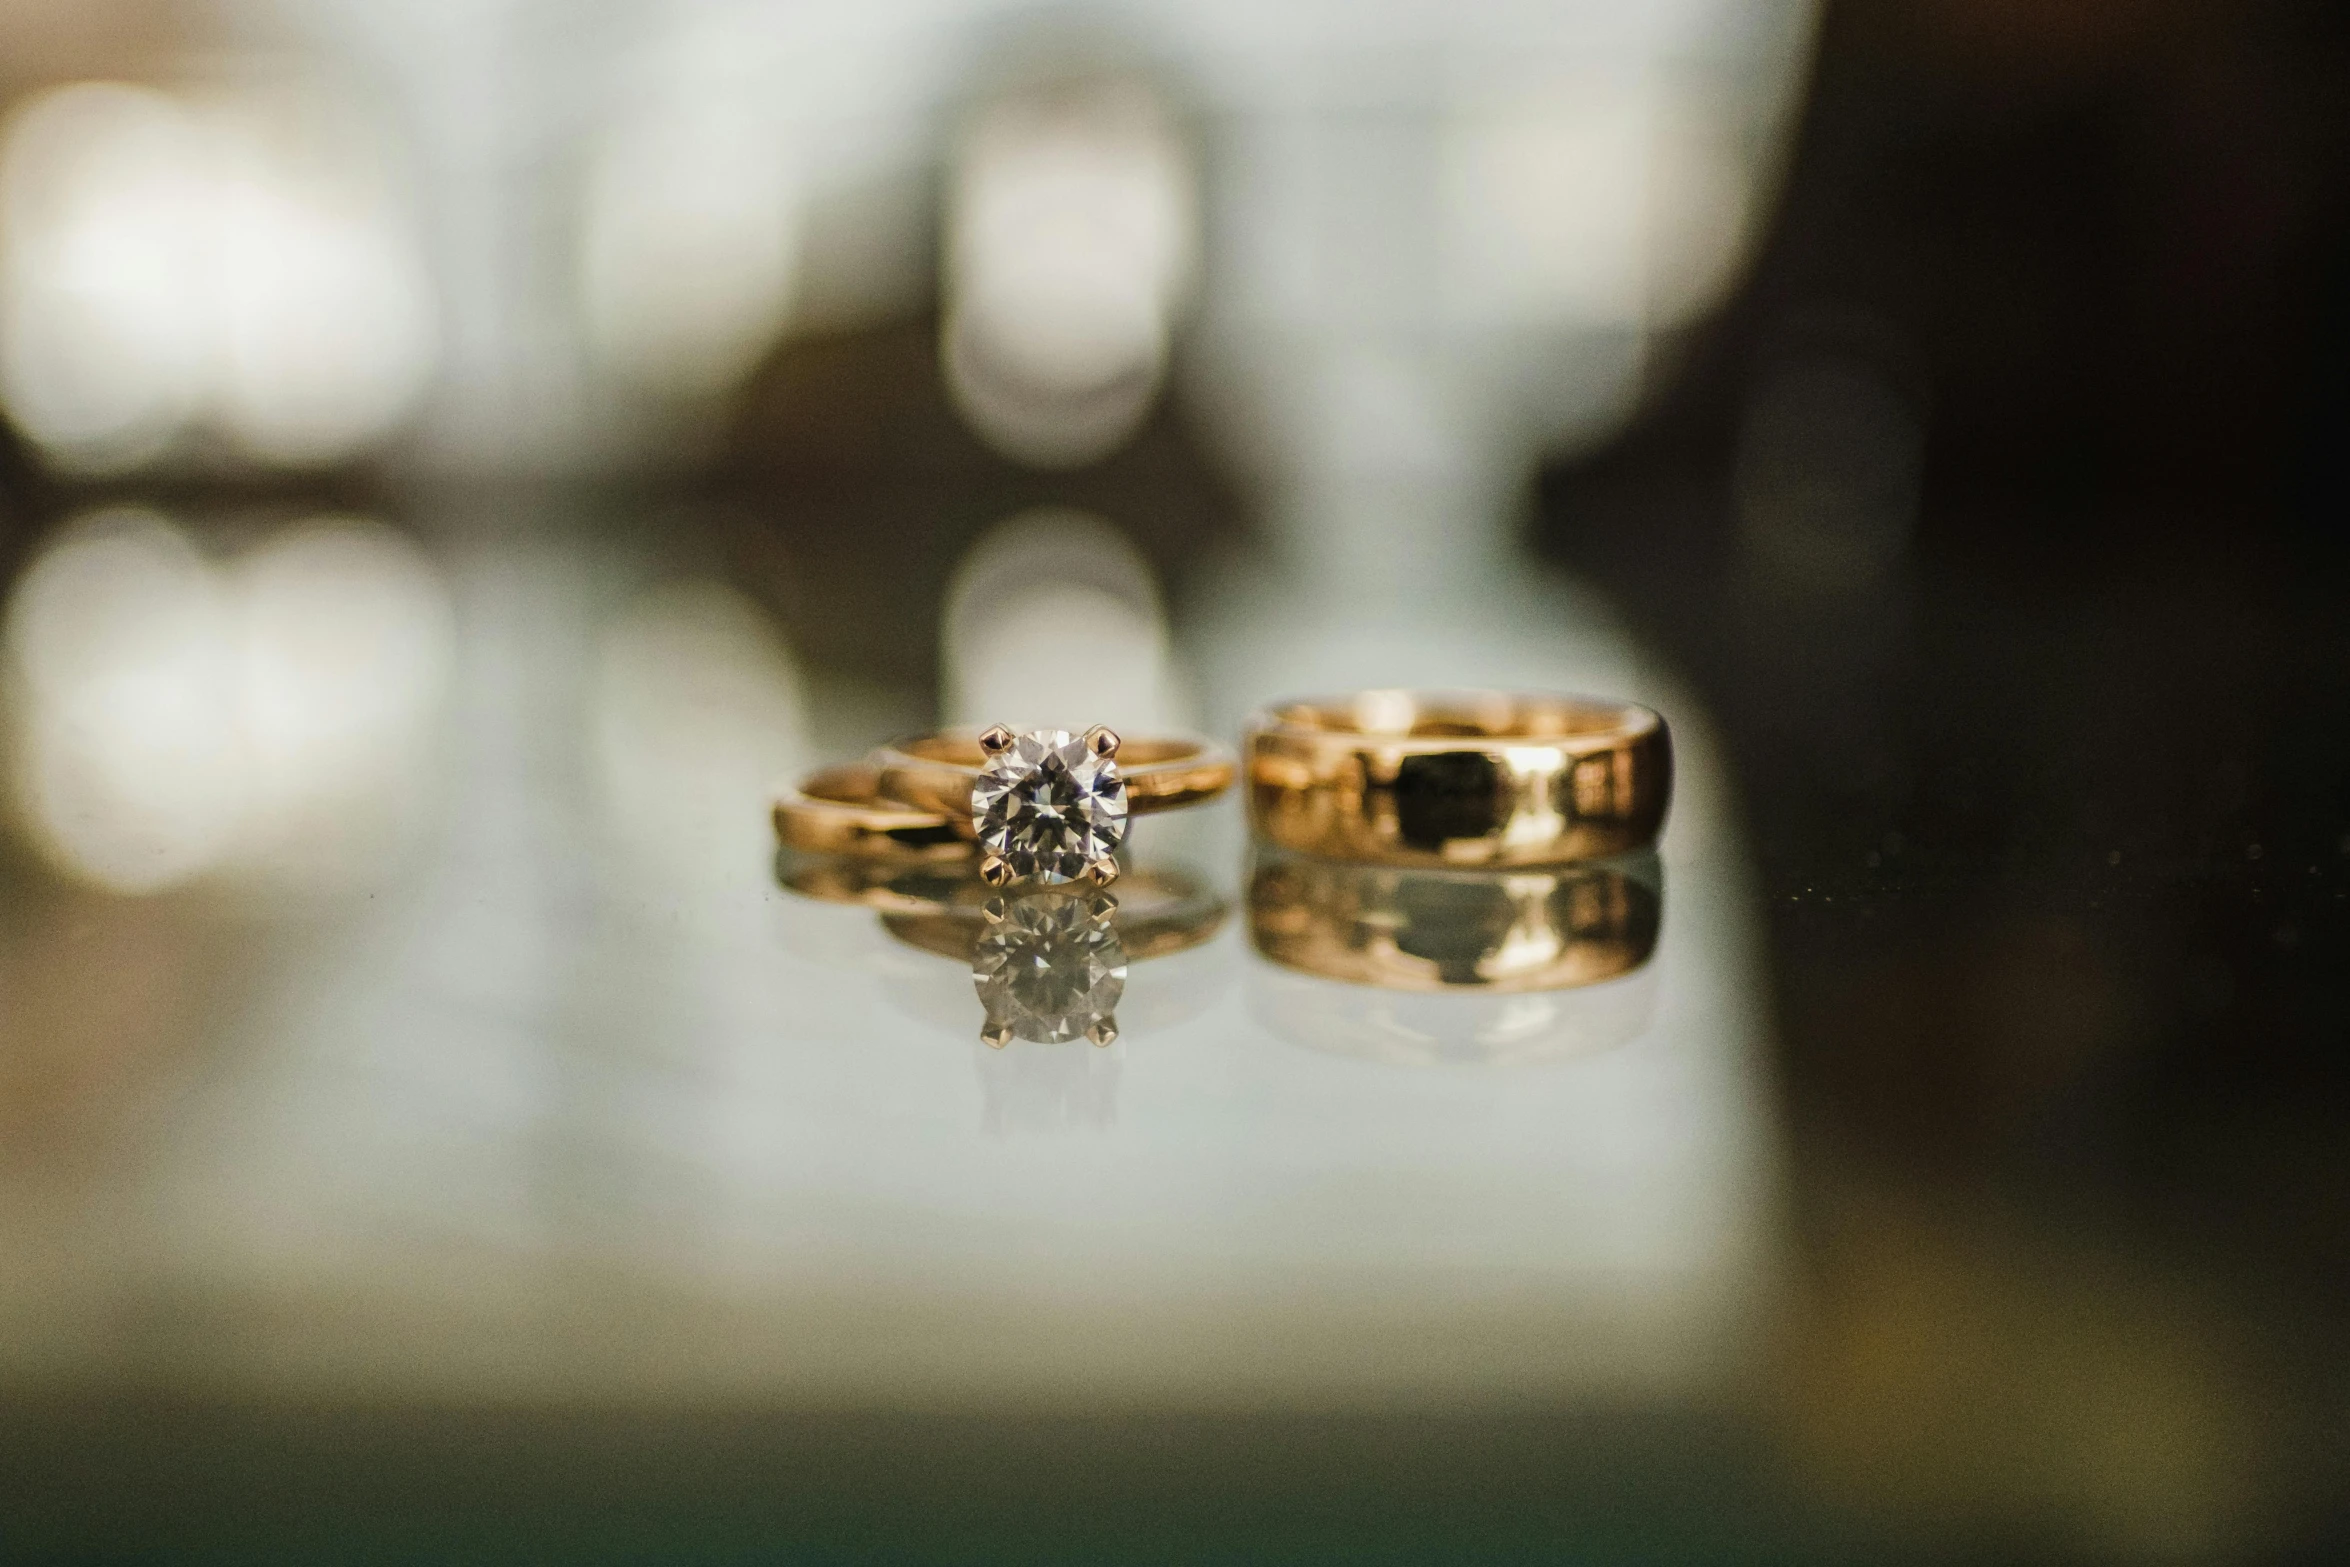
1538,0 -> 2350,1547
1,0 -> 2347,1561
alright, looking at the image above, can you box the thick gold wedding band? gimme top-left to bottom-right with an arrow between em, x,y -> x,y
874,724 -> 1235,888
1248,849 -> 1660,992
773,763 -> 968,859
1245,691 -> 1670,867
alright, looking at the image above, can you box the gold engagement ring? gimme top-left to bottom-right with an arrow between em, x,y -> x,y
872,725 -> 1234,887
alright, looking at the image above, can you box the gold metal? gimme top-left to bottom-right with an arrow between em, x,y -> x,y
1245,690 -> 1670,868
979,853 -> 1017,888
1084,724 -> 1120,759
775,853 -> 979,911
872,730 -> 1236,829
1089,857 -> 1121,888
1248,848 -> 1661,992
882,865 -> 1227,965
978,724 -> 1015,755
981,1022 -> 1014,1049
772,764 -> 969,859
1084,1020 -> 1118,1048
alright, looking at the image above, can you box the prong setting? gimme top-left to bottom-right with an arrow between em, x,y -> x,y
979,852 -> 1017,887
1089,856 -> 1121,887
1085,1018 -> 1118,1048
978,724 -> 1015,756
981,1020 -> 1013,1048
969,726 -> 1129,885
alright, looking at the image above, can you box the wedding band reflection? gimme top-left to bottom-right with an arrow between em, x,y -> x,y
776,849 -> 1226,1050
1247,849 -> 1662,1066
774,850 -> 979,914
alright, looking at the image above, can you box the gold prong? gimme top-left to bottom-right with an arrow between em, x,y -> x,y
982,895 -> 1009,920
1084,893 -> 1117,922
1086,1017 -> 1118,1048
981,1020 -> 1013,1049
978,724 -> 1015,755
979,853 -> 1017,888
1089,856 -> 1121,888
1084,725 -> 1120,760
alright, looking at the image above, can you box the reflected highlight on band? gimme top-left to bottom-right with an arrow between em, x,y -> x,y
1245,850 -> 1664,1067
1248,848 -> 1660,993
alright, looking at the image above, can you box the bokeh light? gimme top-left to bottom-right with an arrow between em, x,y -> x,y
1443,73 -> 1758,334
231,519 -> 457,875
593,578 -> 810,886
579,99 -> 804,400
203,91 -> 439,465
942,507 -> 1189,732
942,76 -> 1194,468
0,84 -> 207,472
4,508 -> 241,892
2,509 -> 455,894
0,78 -> 436,473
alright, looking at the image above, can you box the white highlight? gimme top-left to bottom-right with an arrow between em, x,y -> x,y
1444,73 -> 1756,333
580,101 -> 804,399
3,510 -> 456,894
5,511 -> 241,891
0,80 -> 437,473
942,80 -> 1195,468
0,86 -> 208,472
594,579 -> 810,887
943,509 -> 1188,734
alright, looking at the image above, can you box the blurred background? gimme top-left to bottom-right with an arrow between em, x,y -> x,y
0,0 -> 2346,1561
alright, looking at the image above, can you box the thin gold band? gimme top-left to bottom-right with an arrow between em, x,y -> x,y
874,731 -> 1235,832
1245,690 -> 1670,868
773,764 -> 970,859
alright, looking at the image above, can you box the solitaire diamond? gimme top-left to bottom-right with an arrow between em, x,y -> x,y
972,728 -> 1128,883
973,892 -> 1126,1044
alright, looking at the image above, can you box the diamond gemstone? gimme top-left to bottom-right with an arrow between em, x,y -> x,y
971,728 -> 1128,883
972,892 -> 1127,1044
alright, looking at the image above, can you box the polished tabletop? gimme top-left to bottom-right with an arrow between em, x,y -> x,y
0,528 -> 1775,1421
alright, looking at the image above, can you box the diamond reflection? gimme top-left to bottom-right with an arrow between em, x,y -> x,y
777,849 -> 1228,1056
971,890 -> 1126,1047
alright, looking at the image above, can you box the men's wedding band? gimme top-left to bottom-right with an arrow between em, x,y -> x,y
1244,690 -> 1670,868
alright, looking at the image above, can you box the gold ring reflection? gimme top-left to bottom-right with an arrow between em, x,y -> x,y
1248,848 -> 1660,992
773,851 -> 985,913
881,865 -> 1227,964
779,852 -> 1228,1050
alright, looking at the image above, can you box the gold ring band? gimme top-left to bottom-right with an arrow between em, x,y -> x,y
1245,690 -> 1670,868
773,764 -> 968,859
1248,849 -> 1660,992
